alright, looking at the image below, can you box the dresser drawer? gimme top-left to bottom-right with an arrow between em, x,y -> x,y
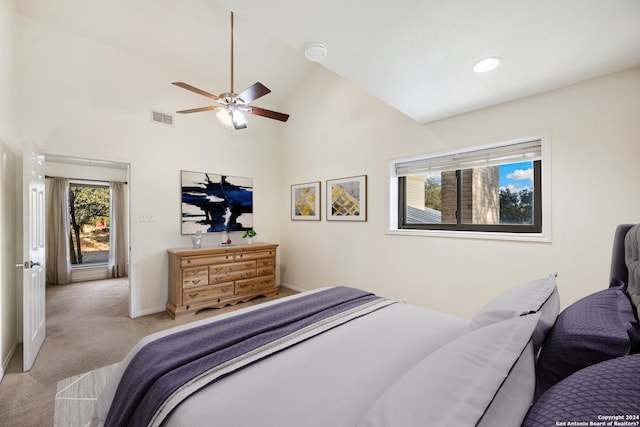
209,261 -> 256,284
182,267 -> 209,289
210,261 -> 256,275
257,266 -> 274,277
257,258 -> 275,268
236,275 -> 276,294
183,284 -> 234,304
180,253 -> 235,268
235,249 -> 276,262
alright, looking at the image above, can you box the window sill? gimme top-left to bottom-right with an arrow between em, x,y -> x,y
386,227 -> 551,243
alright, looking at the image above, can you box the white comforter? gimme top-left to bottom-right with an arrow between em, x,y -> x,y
93,288 -> 469,427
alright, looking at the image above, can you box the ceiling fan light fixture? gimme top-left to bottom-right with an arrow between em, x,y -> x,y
305,44 -> 328,62
473,57 -> 501,73
232,109 -> 246,128
216,108 -> 234,128
216,106 -> 247,130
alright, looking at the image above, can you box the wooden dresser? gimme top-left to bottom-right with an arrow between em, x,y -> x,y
166,243 -> 278,318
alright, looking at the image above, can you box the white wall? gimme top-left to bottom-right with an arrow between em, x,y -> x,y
16,15 -> 284,317
426,67 -> 640,310
0,0 -> 18,379
0,0 -> 15,147
0,143 -> 17,378
280,65 -> 640,318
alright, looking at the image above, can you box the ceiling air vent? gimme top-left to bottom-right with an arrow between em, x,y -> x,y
151,110 -> 174,126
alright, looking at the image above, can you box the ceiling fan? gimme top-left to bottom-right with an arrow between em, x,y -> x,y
172,11 -> 289,130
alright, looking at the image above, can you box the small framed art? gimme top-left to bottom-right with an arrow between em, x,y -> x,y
327,175 -> 367,221
291,181 -> 321,221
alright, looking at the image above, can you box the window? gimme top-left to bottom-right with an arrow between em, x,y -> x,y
389,135 -> 550,240
69,182 -> 110,266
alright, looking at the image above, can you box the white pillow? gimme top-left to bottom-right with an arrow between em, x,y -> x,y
358,312 -> 539,427
470,273 -> 559,351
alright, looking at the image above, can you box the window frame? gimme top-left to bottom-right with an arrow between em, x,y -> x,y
387,131 -> 551,242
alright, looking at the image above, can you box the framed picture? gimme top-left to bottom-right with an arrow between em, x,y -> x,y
291,181 -> 321,221
181,170 -> 253,234
327,175 -> 367,221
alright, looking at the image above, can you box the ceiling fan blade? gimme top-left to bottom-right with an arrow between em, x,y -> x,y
237,82 -> 271,103
172,82 -> 219,100
249,106 -> 289,122
176,106 -> 219,114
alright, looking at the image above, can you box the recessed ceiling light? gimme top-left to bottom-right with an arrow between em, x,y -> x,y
473,57 -> 501,73
304,44 -> 328,62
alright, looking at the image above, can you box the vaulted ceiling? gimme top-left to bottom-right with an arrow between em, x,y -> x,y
16,0 -> 640,123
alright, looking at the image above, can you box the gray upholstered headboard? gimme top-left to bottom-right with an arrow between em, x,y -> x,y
625,224 -> 640,314
610,224 -> 635,287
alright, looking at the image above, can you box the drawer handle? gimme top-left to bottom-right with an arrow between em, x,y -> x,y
193,269 -> 200,274
188,293 -> 199,299
222,287 -> 231,293
215,267 -> 222,272
186,260 -> 191,264
239,283 -> 248,289
246,263 -> 253,268
215,277 -> 223,282
191,279 -> 201,285
262,261 -> 269,266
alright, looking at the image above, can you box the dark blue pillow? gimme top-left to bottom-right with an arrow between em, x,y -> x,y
524,353 -> 640,426
536,284 -> 639,396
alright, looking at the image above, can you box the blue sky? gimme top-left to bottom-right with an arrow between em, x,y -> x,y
499,161 -> 533,192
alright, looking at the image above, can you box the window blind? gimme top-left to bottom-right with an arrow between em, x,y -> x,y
394,139 -> 542,176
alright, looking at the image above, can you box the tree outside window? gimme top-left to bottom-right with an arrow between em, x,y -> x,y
69,183 -> 110,265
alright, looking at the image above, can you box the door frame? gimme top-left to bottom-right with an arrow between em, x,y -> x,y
44,153 -> 134,316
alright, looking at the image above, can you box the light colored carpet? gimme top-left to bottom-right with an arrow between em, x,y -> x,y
54,363 -> 117,427
0,278 -> 297,427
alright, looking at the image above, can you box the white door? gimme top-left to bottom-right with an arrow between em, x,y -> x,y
22,145 -> 46,371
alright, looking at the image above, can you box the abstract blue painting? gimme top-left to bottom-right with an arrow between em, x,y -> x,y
181,171 -> 253,234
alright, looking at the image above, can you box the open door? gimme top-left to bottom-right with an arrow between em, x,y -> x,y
22,144 -> 46,371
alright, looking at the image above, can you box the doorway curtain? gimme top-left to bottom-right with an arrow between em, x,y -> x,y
108,181 -> 128,277
45,177 -> 72,285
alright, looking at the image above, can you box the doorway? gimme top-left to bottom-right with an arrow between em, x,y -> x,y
44,154 -> 132,314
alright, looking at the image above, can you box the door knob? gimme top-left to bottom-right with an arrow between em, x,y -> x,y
17,261 -> 41,269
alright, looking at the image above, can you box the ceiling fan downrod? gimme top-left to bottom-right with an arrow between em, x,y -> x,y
230,11 -> 234,95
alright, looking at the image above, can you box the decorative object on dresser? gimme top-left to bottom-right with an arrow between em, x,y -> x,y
242,229 -> 256,244
167,243 -> 278,318
191,230 -> 202,249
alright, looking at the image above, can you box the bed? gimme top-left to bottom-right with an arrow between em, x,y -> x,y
91,224 -> 640,427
